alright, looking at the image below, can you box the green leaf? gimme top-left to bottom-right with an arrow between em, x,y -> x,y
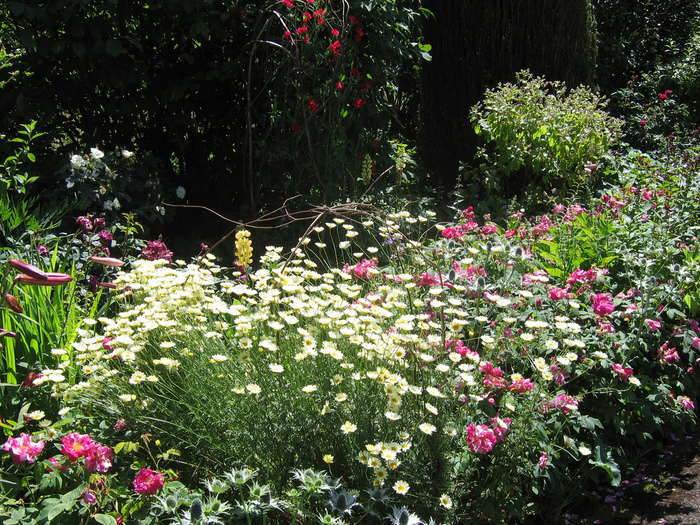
577,415 -> 603,430
94,514 -> 119,525
105,38 -> 124,58
47,502 -> 67,522
543,266 -> 564,279
72,42 -> 86,58
684,294 -> 699,315
591,444 -> 621,486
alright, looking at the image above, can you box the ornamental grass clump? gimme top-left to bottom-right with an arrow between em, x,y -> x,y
38,182 -> 700,523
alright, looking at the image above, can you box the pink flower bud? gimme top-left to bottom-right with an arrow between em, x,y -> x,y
89,256 -> 125,267
15,272 -> 73,286
4,293 -> 23,314
8,259 -> 48,280
83,490 -> 97,505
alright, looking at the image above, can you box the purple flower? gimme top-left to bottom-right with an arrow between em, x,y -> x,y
141,239 -> 173,264
97,229 -> 114,245
76,215 -> 93,232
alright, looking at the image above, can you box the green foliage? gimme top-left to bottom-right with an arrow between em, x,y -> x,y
470,70 -> 623,197
611,86 -> 692,152
607,26 -> 700,153
1,121 -> 43,195
51,147 -> 170,228
1,0 -> 429,213
593,0 -> 700,93
531,212 -> 619,280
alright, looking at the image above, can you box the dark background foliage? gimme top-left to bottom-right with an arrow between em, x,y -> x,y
1,0 -> 257,211
592,0 -> 700,94
1,0 -> 699,247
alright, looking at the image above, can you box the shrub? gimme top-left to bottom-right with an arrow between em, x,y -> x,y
470,70 -> 623,197
50,147 -> 171,229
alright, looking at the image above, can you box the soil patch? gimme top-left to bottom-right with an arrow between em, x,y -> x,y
572,430 -> 700,525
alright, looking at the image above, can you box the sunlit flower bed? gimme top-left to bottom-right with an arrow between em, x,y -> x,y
3,147 -> 700,523
10,159 -> 689,522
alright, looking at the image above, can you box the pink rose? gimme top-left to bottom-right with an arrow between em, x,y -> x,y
612,363 -> 634,382
3,433 -> 44,464
466,423 -> 497,454
645,319 -> 661,331
134,468 -> 164,495
85,444 -> 114,473
678,396 -> 695,410
591,293 -> 615,316
61,433 -> 95,461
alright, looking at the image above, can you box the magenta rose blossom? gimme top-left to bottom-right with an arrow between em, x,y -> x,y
85,443 -> 114,473
612,363 -> 634,382
3,433 -> 45,464
61,432 -> 95,461
591,293 -> 615,316
134,468 -> 164,495
466,423 -> 498,454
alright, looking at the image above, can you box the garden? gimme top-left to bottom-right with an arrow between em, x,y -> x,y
2,1 -> 700,524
